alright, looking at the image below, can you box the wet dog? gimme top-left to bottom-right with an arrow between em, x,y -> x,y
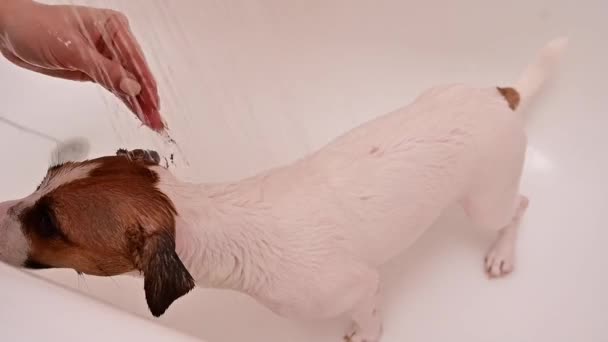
0,37 -> 567,342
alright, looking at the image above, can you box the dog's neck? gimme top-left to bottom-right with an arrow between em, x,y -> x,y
159,174 -> 283,295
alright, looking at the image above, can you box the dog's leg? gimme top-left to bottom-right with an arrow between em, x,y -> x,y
344,271 -> 383,342
463,127 -> 528,278
465,193 -> 529,277
483,195 -> 529,277
464,183 -> 528,277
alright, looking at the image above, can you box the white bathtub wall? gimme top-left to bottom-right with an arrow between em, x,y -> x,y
0,263 -> 204,342
0,0 -> 606,341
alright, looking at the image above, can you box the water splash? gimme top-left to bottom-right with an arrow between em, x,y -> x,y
158,129 -> 190,168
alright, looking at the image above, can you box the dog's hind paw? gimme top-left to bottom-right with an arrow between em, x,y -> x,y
485,243 -> 515,278
484,196 -> 529,278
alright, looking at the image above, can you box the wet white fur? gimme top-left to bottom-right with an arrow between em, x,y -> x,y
151,38 -> 567,342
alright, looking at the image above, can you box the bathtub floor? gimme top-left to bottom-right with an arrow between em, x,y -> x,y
0,0 -> 606,341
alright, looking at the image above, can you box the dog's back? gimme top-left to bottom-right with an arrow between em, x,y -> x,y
265,37 -> 568,266
266,84 -> 517,264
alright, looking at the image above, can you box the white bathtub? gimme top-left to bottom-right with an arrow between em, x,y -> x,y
0,263 -> 203,341
0,0 -> 606,341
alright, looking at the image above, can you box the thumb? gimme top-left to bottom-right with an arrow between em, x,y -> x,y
76,46 -> 142,97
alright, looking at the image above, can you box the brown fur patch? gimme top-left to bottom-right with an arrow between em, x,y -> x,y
21,155 -> 176,275
497,87 -> 520,110
21,150 -> 195,316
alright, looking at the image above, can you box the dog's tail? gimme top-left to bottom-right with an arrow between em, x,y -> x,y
497,36 -> 568,113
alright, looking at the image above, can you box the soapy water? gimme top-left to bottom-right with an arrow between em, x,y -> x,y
86,0 -> 191,169
0,0 -> 192,169
2,0 -> 295,173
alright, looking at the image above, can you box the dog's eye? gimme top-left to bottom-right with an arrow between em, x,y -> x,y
21,198 -> 62,240
36,209 -> 59,239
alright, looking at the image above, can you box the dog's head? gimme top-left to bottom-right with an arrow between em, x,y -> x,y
0,143 -> 194,317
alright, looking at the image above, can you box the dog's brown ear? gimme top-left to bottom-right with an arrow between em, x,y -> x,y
140,231 -> 195,317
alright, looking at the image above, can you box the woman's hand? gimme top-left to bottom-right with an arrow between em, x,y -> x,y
0,0 -> 164,131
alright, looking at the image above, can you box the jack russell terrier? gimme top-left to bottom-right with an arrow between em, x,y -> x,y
0,37 -> 567,342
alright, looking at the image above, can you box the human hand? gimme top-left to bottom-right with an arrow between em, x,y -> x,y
0,0 -> 164,131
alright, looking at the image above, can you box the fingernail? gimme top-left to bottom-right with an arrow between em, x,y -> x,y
120,78 -> 142,96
